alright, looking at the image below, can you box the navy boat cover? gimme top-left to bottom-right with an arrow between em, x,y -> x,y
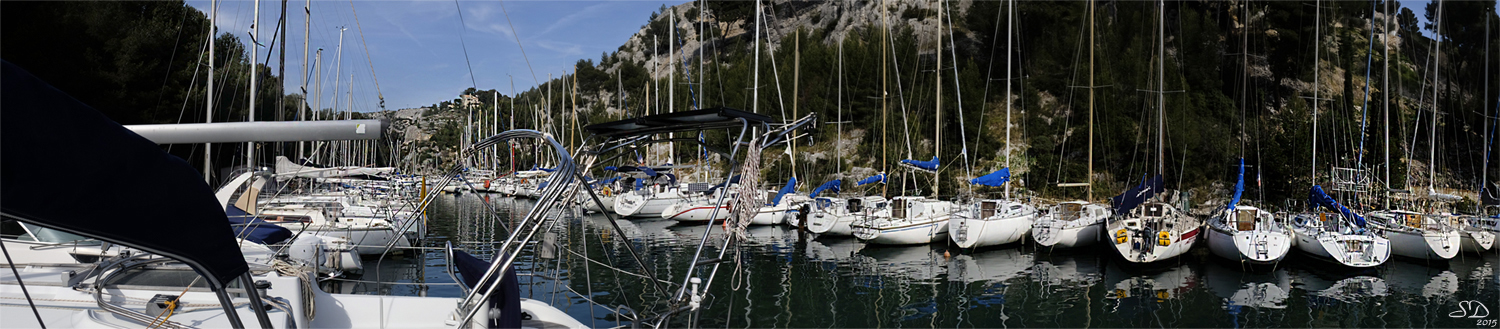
1111,175 -> 1163,216
1,60 -> 249,287
453,250 -> 521,329
769,177 -> 798,206
1307,185 -> 1366,227
969,168 -> 1011,187
810,180 -> 842,198
901,156 -> 940,171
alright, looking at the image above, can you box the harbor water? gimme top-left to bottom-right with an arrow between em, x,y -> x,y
330,193 -> 1499,328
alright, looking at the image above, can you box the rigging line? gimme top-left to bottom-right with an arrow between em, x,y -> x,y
0,230 -> 46,328
943,0 -> 971,180
170,32 -> 213,154
348,0 -> 384,109
1355,0 -> 1377,172
497,0 -> 541,86
978,3 -> 1003,171
451,0 -> 478,88
156,6 -> 193,120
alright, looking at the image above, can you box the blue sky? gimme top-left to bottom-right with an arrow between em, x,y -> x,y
185,0 -> 672,112
184,0 -> 1476,113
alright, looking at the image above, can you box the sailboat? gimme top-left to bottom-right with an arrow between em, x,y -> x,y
611,165 -> 685,218
850,0 -> 953,246
1105,0 -> 1203,264
950,0 -> 1037,250
1366,0 -> 1462,262
1,64 -> 587,328
1207,160 -> 1292,265
1032,0 -> 1111,251
852,169 -> 954,245
1288,0 -> 1390,268
806,175 -> 885,236
1205,6 -> 1292,267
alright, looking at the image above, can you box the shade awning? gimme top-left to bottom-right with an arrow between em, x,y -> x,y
1,61 -> 248,287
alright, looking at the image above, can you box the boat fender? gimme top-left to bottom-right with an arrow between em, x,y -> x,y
602,186 -> 612,197
1157,231 -> 1172,246
1115,229 -> 1129,244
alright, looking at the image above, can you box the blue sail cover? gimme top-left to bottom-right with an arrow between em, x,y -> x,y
901,156 -> 940,171
856,174 -> 886,186
1,61 -> 248,286
810,180 -> 842,198
1226,158 -> 1245,210
1111,175 -> 1164,216
640,166 -> 659,177
226,205 -> 292,245
452,250 -> 521,329
1307,185 -> 1367,227
769,177 -> 798,206
970,168 -> 1011,187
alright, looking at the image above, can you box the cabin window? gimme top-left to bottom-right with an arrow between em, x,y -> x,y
980,201 -> 997,218
848,199 -> 863,212
893,199 -> 908,219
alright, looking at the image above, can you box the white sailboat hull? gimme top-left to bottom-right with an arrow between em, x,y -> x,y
662,203 -> 731,222
808,212 -> 856,236
1207,227 -> 1292,265
1031,202 -> 1110,249
1385,229 -> 1461,260
614,192 -> 675,218
1461,230 -> 1496,253
1291,219 -> 1390,268
949,211 -> 1033,249
854,218 -> 949,245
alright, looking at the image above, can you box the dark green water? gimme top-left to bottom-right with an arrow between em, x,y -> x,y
332,194 -> 1500,328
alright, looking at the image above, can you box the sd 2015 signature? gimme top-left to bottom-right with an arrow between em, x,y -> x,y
1450,300 -> 1494,327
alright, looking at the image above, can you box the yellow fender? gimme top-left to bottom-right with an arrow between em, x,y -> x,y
1114,229 -> 1129,244
1157,231 -> 1172,246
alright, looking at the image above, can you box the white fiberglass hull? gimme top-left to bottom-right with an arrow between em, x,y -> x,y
663,203 -> 731,222
1207,227 -> 1292,265
807,212 -> 856,236
950,212 -> 1034,249
1110,225 -> 1200,264
1032,219 -> 1102,249
579,192 -> 615,213
1461,230 -> 1495,253
1386,229 -> 1461,261
614,192 -> 676,218
1291,226 -> 1390,268
751,206 -> 791,225
854,218 -> 949,245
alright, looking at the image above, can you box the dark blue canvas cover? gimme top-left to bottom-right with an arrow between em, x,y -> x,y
810,180 -> 842,198
1111,175 -> 1164,216
453,250 -> 521,329
226,205 -> 293,245
0,61 -> 248,286
969,168 -> 1011,187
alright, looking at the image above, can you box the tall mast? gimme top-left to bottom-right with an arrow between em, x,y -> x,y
668,10 -> 675,165
881,0 -> 888,197
1430,0 -> 1444,192
1087,0 -> 1094,201
1158,0 -> 1165,177
509,75 -> 516,174
248,0 -> 260,171
793,30 -> 801,181
1384,0 -> 1390,208
299,0 -> 310,160
205,0 -> 216,183
936,0 -> 944,199
1004,0 -> 1013,199
1312,0 -> 1319,185
838,41 -> 844,174
753,0 -> 760,118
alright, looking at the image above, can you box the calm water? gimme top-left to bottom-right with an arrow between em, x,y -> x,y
329,193 -> 1499,328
